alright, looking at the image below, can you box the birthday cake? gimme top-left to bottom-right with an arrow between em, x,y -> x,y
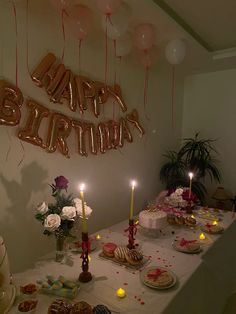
139,207 -> 167,230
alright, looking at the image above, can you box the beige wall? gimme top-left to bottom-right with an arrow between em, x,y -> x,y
182,69 -> 236,205
0,1 -> 184,272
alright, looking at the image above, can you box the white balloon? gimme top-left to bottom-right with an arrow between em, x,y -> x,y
115,33 -> 132,57
101,2 -> 131,40
165,39 -> 186,65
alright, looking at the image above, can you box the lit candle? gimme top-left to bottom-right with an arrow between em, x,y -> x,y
199,233 -> 206,240
88,255 -> 91,263
212,220 -> 218,226
191,215 -> 195,219
188,172 -> 193,198
116,288 -> 126,298
129,180 -> 136,220
80,183 -> 88,233
96,234 -> 101,240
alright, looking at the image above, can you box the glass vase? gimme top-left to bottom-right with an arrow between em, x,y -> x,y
55,235 -> 66,263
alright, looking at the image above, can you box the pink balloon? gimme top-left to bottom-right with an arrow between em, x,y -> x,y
50,0 -> 71,11
96,0 -> 121,15
68,4 -> 93,40
139,46 -> 158,68
134,23 -> 156,51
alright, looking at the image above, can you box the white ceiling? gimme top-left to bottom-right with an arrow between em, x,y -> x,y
159,0 -> 236,51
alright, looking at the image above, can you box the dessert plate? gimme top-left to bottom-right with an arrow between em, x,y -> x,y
0,284 -> 16,314
172,240 -> 202,254
140,266 -> 177,290
201,224 -> 224,234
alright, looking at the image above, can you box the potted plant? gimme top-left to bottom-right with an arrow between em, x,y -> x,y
160,133 -> 221,202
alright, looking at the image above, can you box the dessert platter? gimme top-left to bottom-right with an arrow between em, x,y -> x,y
172,238 -> 202,254
140,266 -> 177,290
201,222 -> 224,234
194,208 -> 221,221
99,242 -> 150,270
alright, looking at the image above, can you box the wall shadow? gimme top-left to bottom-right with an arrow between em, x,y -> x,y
0,161 -> 52,273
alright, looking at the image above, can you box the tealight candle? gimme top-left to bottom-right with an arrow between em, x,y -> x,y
212,220 -> 218,226
191,215 -> 195,219
116,288 -> 126,298
199,233 -> 206,240
96,234 -> 101,240
88,255 -> 91,263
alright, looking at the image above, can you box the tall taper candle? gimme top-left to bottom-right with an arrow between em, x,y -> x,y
129,180 -> 136,220
188,172 -> 193,198
80,183 -> 88,233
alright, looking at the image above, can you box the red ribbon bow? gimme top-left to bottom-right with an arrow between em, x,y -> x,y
206,223 -> 213,229
147,268 -> 166,280
180,238 -> 197,247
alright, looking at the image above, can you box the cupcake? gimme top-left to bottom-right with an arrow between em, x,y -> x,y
71,301 -> 93,314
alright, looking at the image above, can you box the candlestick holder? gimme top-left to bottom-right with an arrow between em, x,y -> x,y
125,219 -> 137,249
78,232 -> 92,283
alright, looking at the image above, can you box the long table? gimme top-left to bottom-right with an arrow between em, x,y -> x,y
9,211 -> 236,314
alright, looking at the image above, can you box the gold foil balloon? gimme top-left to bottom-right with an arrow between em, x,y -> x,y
42,61 -> 59,89
46,112 -> 72,158
50,70 -> 70,103
85,122 -> 97,155
97,123 -> 107,153
126,109 -> 145,136
108,120 -> 120,148
108,84 -> 127,113
75,76 -> 87,113
47,64 -> 66,96
72,119 -> 87,156
18,100 -> 50,147
120,117 -> 133,143
0,80 -> 23,126
32,53 -> 56,87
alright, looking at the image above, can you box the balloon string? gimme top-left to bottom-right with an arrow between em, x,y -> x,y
105,15 -> 108,86
61,9 -> 66,61
26,0 -> 32,78
118,56 -> 122,116
78,39 -> 82,72
18,140 -> 25,167
113,40 -> 117,120
171,65 -> 175,130
5,129 -> 12,162
12,1 -> 18,87
144,65 -> 150,121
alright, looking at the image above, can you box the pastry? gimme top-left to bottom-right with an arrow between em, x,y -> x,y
18,300 -> 38,312
102,243 -> 117,258
185,216 -> 196,226
139,209 -> 167,229
47,299 -> 72,314
144,268 -> 173,288
20,283 -> 38,295
125,249 -> 143,266
114,246 -> 130,262
175,215 -> 185,225
71,301 -> 93,314
93,304 -> 111,314
204,223 -> 224,234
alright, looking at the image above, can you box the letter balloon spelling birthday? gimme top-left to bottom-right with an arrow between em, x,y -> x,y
0,80 -> 23,126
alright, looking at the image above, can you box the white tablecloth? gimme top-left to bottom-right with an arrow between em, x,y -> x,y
8,211 -> 236,314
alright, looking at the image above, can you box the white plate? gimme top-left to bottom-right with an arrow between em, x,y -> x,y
201,225 -> 224,234
172,240 -> 202,254
140,266 -> 177,290
0,284 -> 16,314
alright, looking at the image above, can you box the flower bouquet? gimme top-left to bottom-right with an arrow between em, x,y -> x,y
164,187 -> 199,213
35,176 -> 92,262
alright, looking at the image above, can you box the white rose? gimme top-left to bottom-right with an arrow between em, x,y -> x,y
61,206 -> 77,221
44,214 -> 61,232
73,198 -> 82,213
76,204 -> 92,219
175,188 -> 183,196
36,202 -> 48,215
